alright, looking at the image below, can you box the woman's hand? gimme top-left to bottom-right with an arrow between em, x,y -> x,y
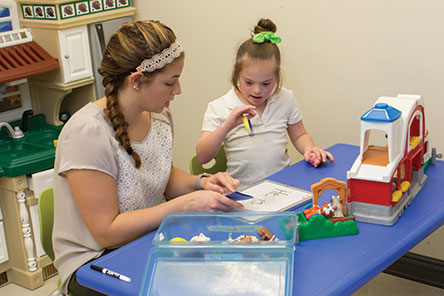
200,172 -> 240,194
304,147 -> 334,168
184,190 -> 244,212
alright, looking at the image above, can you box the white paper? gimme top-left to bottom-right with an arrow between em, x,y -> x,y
239,180 -> 312,212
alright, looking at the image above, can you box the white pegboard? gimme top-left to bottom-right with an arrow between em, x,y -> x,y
27,168 -> 54,199
0,221 -> 9,264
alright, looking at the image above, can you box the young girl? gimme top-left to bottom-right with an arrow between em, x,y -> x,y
53,20 -> 243,295
196,18 -> 334,188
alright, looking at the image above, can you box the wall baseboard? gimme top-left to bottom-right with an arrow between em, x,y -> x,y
384,252 -> 444,289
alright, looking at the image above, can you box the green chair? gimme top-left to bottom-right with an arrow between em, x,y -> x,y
189,145 -> 227,175
38,187 -> 65,296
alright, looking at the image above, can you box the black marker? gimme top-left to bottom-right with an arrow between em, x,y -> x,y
90,264 -> 131,283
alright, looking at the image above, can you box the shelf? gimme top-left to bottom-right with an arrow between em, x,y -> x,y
17,1 -> 135,30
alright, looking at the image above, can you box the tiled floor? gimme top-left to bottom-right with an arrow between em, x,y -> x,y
1,273 -> 443,296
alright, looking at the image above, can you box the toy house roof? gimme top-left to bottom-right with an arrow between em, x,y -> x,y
361,103 -> 401,122
0,29 -> 58,84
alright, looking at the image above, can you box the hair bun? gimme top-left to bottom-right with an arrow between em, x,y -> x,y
254,18 -> 277,34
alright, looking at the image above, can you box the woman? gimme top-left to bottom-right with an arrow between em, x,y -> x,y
52,20 -> 243,295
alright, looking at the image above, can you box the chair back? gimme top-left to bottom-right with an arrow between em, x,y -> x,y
190,145 -> 227,175
38,187 -> 55,261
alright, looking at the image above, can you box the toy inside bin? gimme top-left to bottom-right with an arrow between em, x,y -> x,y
140,212 -> 297,296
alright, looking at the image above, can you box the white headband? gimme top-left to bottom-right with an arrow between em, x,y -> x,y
136,41 -> 183,73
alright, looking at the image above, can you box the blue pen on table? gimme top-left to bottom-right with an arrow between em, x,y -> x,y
226,191 -> 253,201
90,264 -> 131,283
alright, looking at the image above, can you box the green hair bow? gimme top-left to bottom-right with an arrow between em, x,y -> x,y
252,31 -> 282,44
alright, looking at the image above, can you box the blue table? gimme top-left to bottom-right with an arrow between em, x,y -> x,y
77,143 -> 444,295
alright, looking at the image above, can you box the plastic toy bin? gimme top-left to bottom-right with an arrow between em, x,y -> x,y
139,212 -> 297,296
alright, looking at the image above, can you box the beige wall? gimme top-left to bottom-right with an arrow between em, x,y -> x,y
133,1 -> 444,259
134,0 -> 444,172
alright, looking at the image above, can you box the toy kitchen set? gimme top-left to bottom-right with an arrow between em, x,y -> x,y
0,0 -> 135,290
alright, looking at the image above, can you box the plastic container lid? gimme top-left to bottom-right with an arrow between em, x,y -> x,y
153,212 -> 298,249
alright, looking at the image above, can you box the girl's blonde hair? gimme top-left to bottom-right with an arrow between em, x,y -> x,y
98,20 -> 183,169
231,18 -> 282,96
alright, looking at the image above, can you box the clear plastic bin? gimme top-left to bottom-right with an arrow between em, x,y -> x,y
140,212 -> 297,296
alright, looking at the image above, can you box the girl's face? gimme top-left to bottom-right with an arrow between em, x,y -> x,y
237,58 -> 277,109
138,58 -> 184,113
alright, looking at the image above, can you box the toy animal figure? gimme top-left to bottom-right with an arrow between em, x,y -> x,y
303,204 -> 321,221
331,196 -> 344,218
320,202 -> 334,218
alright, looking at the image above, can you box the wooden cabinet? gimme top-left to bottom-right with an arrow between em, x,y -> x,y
19,24 -> 96,126
16,5 -> 136,126
58,26 -> 93,83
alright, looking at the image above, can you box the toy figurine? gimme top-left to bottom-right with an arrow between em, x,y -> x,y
320,202 -> 334,217
170,237 -> 187,242
303,204 -> 321,221
257,226 -> 278,241
227,233 -> 258,242
331,196 -> 344,218
294,177 -> 358,241
190,233 -> 211,242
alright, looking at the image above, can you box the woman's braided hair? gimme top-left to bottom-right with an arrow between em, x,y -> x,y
98,20 -> 178,169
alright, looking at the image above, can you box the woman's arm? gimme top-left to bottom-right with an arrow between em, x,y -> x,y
66,169 -> 243,248
163,166 -> 196,198
67,169 -> 165,248
164,166 -> 240,198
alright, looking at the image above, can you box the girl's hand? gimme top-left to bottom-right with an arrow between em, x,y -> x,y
185,190 -> 244,212
224,105 -> 256,130
201,172 -> 240,194
304,147 -> 334,168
